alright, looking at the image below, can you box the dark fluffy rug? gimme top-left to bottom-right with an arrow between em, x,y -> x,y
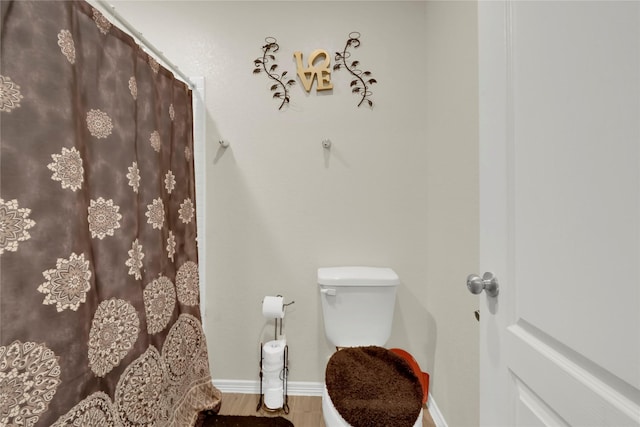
197,414 -> 294,427
325,346 -> 423,427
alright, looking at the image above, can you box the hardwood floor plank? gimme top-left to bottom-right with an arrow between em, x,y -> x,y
216,393 -> 437,427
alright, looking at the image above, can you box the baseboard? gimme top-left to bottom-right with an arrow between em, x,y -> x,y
213,379 -> 324,396
426,393 -> 448,427
213,379 -> 449,426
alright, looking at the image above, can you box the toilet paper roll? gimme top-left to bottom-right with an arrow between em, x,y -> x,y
263,367 -> 281,383
263,340 -> 286,365
262,296 -> 285,318
264,373 -> 282,388
264,386 -> 284,409
263,360 -> 283,372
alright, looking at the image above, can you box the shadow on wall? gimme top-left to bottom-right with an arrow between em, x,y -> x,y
391,284 -> 437,387
322,140 -> 351,170
214,143 -> 228,164
206,110 -> 229,165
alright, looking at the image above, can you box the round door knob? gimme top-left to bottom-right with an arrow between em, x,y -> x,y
467,272 -> 499,297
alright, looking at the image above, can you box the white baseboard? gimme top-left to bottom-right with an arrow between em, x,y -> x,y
213,379 -> 448,426
426,393 -> 448,427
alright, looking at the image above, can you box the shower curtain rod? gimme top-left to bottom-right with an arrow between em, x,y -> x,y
93,0 -> 195,88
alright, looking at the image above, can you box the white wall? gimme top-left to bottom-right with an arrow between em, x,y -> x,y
103,2 -> 478,425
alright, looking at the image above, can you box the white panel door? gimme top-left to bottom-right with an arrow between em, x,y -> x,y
477,1 -> 640,426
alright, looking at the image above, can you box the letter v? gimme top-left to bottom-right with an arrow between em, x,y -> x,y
293,52 -> 316,92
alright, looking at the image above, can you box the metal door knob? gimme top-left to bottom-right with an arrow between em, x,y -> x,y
467,272 -> 499,297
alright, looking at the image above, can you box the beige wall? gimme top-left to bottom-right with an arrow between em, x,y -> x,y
104,1 -> 479,425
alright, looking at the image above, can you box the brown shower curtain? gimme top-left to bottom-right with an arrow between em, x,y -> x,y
0,1 -> 221,425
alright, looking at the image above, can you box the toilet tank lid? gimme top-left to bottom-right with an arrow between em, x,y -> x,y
317,267 -> 400,286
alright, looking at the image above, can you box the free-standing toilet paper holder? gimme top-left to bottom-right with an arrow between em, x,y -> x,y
257,342 -> 289,413
257,298 -> 294,413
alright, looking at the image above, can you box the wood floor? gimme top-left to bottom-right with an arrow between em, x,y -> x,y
217,393 -> 437,427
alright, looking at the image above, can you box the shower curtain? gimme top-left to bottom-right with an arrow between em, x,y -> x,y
0,1 -> 221,425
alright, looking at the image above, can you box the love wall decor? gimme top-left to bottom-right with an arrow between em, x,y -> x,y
252,32 -> 377,110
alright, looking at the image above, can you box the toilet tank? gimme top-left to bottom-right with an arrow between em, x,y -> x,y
318,267 -> 399,348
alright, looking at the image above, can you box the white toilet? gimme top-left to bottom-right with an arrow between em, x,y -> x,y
318,266 -> 424,427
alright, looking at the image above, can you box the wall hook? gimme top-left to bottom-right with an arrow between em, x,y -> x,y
219,140 -> 229,148
322,139 -> 331,149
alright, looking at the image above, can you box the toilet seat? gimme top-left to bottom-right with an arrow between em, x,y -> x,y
323,346 -> 424,427
322,385 -> 423,427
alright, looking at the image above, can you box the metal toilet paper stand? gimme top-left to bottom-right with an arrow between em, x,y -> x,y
257,341 -> 289,413
257,298 -> 294,414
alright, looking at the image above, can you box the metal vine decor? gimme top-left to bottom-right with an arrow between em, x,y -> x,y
253,37 -> 296,110
334,32 -> 377,108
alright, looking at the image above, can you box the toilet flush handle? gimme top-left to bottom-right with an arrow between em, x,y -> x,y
321,288 -> 336,296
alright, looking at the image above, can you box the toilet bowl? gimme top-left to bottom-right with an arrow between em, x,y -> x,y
318,267 -> 424,427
